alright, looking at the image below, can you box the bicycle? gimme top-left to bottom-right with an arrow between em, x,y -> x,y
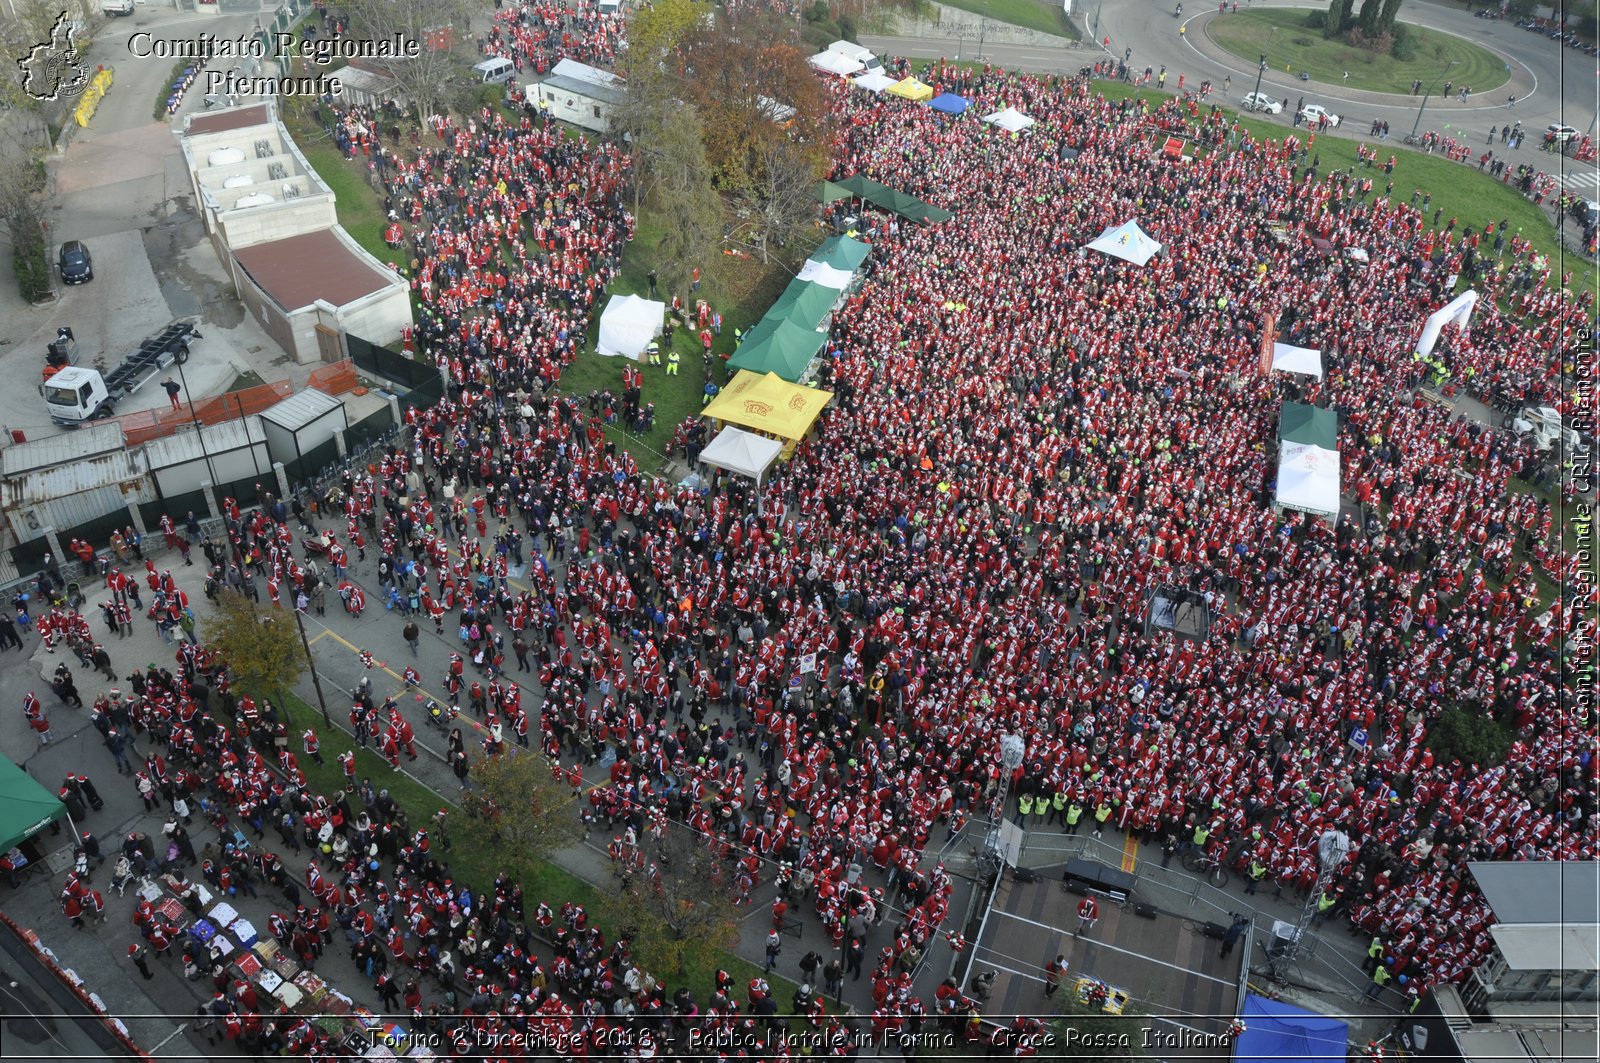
1181,850 -> 1231,888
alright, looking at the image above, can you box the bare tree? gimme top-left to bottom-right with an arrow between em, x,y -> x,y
618,821 -> 741,979
730,134 -> 825,264
338,0 -> 475,120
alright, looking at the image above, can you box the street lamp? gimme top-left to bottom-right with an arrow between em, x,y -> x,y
977,0 -> 991,61
173,353 -> 219,494
1251,52 -> 1267,109
292,605 -> 334,726
1409,60 -> 1458,141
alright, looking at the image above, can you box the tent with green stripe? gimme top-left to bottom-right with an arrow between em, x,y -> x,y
767,279 -> 838,332
1277,402 -> 1340,520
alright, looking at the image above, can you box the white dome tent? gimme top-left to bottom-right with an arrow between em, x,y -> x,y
1086,220 -> 1162,266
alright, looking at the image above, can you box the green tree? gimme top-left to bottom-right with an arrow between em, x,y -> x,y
1326,0 -> 1355,37
1376,0 -> 1407,35
1426,705 -> 1514,768
628,0 -> 709,62
459,751 -> 583,869
202,592 -> 306,705
650,104 -> 723,292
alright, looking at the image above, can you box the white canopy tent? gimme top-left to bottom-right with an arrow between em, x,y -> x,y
1277,439 -> 1341,519
795,259 -> 855,289
699,427 -> 784,511
596,293 -> 665,360
1086,220 -> 1162,266
852,72 -> 896,93
809,51 -> 864,76
982,106 -> 1036,133
1415,289 -> 1478,358
1271,342 -> 1324,379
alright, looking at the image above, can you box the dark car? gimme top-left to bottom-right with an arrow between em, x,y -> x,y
58,241 -> 93,285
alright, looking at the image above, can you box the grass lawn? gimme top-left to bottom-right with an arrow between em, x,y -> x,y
938,0 -> 1080,39
1092,82 -> 1568,297
1208,9 -> 1510,95
297,137 -> 394,265
281,692 -> 788,1006
564,199 -> 815,474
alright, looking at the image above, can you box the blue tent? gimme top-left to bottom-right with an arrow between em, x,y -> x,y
929,93 -> 969,114
1234,994 -> 1348,1063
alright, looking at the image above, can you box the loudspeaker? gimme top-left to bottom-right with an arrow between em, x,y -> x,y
1062,878 -> 1089,896
1013,867 -> 1038,883
1200,921 -> 1229,940
1133,903 -> 1158,920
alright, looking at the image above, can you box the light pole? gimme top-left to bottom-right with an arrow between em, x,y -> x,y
1251,52 -> 1266,109
1093,0 -> 1104,41
292,605 -> 333,726
977,0 -> 991,62
1409,60 -> 1458,141
173,353 -> 219,494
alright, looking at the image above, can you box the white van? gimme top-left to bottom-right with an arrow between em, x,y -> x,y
472,57 -> 516,85
827,40 -> 883,76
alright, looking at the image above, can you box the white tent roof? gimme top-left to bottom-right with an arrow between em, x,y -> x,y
796,259 -> 855,289
982,106 -> 1035,132
852,72 -> 896,93
1271,342 -> 1324,379
699,427 -> 784,482
809,51 -> 864,76
1277,440 -> 1341,519
596,293 -> 665,360
1086,220 -> 1163,266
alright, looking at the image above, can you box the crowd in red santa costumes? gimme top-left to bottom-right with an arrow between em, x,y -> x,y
39,3 -> 1596,1056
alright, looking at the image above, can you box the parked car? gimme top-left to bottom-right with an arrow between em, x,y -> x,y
101,0 -> 134,14
58,240 -> 93,285
1545,123 -> 1579,143
1297,104 -> 1341,128
1240,92 -> 1283,114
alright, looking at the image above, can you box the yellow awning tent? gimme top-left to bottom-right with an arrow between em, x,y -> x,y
702,371 -> 832,445
887,76 -> 934,101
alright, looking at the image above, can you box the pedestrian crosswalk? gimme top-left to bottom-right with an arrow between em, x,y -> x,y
1556,169 -> 1600,190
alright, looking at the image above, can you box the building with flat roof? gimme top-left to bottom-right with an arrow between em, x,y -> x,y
1462,862 -> 1599,1009
177,103 -> 411,365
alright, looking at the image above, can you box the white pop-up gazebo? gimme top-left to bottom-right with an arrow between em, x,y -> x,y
596,293 -> 665,359
1270,342 -> 1324,379
853,71 -> 896,93
1086,220 -> 1163,266
982,106 -> 1036,133
698,427 -> 784,512
809,51 -> 865,76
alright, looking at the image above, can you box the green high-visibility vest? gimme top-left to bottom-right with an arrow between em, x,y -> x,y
1249,861 -> 1267,881
1368,937 -> 1385,959
1373,967 -> 1392,988
1066,804 -> 1083,825
1193,825 -> 1211,846
1019,795 -> 1035,816
1051,792 -> 1067,812
1094,803 -> 1112,824
1318,893 -> 1336,913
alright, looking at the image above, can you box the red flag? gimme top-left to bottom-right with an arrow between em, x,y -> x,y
1260,312 -> 1277,375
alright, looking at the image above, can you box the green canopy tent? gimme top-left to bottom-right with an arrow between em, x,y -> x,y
767,279 -> 838,332
817,180 -> 855,204
829,174 -> 954,224
727,318 -> 827,382
0,755 -> 68,856
808,235 -> 871,272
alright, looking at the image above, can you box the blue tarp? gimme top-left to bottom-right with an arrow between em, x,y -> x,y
929,93 -> 969,114
1234,994 -> 1348,1063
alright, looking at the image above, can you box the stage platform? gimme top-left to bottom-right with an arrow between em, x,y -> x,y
966,865 -> 1243,1059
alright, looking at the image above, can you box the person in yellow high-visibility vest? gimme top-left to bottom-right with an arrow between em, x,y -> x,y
646,339 -> 661,367
1092,800 -> 1113,839
1065,801 -> 1084,835
665,349 -> 680,375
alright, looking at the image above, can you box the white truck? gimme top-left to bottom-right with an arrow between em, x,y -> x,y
41,320 -> 201,426
101,0 -> 134,15
1506,406 -> 1580,454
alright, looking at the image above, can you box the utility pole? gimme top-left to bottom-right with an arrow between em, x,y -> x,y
977,0 -> 990,61
292,605 -> 333,726
1409,60 -> 1458,141
1251,52 -> 1266,108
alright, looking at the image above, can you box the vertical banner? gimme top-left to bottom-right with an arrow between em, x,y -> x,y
1259,311 -> 1277,375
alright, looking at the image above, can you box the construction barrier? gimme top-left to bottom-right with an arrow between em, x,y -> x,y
0,912 -> 155,1059
72,67 -> 113,127
113,365 -> 359,447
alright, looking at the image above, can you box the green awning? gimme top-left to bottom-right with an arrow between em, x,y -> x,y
829,173 -> 953,224
1279,402 -> 1339,450
767,279 -> 837,331
809,235 -> 871,271
0,755 -> 67,853
817,180 -> 854,204
727,318 -> 827,382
